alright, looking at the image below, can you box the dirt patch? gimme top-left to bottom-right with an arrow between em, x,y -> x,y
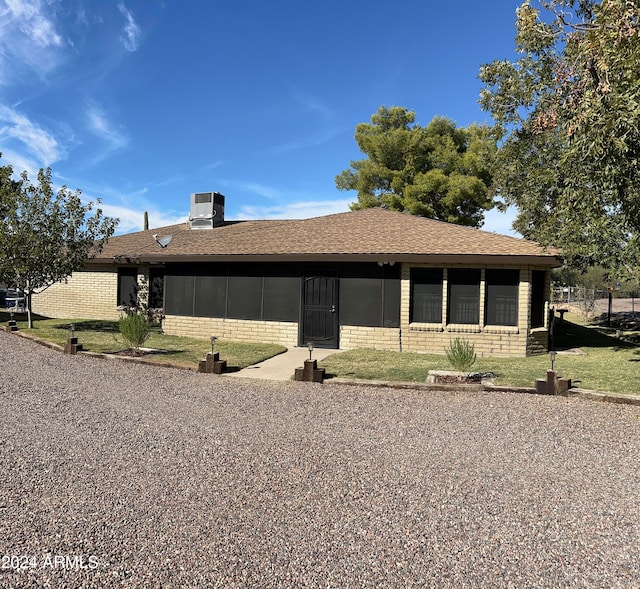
558,348 -> 587,356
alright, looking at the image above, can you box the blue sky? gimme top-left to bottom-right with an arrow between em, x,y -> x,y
0,0 -> 524,235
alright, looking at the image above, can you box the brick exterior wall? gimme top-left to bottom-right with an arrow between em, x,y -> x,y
31,265 -> 122,320
162,315 -> 299,347
31,265 -> 157,321
339,325 -> 401,351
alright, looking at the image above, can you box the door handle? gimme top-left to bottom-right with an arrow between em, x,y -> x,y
331,305 -> 336,313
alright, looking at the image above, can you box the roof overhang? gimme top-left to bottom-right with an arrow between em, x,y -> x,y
97,252 -> 563,268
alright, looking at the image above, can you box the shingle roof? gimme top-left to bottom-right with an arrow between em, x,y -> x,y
94,208 -> 561,266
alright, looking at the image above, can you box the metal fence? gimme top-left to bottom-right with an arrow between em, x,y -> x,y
551,287 -> 607,304
551,287 -> 640,316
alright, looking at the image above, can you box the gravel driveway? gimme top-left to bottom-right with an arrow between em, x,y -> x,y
2,331 -> 640,588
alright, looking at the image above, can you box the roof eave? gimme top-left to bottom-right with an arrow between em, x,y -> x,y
94,252 -> 562,267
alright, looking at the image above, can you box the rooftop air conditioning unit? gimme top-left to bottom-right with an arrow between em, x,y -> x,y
188,192 -> 225,229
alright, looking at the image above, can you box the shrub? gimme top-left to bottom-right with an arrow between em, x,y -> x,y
445,338 -> 477,373
118,311 -> 151,352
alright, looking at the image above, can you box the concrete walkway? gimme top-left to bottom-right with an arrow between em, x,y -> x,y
228,347 -> 338,381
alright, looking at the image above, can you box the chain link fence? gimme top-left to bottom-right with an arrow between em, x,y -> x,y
552,287 -> 640,318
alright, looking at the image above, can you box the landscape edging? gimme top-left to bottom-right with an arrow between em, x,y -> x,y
10,330 -> 640,406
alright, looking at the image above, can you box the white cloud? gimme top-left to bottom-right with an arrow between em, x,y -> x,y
0,0 -> 65,83
117,2 -> 141,52
0,105 -> 62,165
86,103 -> 129,151
3,0 -> 63,48
234,198 -> 353,220
96,201 -> 187,234
0,148 -> 42,179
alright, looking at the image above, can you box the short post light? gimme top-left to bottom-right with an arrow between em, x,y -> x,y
199,336 -> 226,374
64,322 -> 82,354
6,308 -> 18,332
295,341 -> 324,382
537,350 -> 570,395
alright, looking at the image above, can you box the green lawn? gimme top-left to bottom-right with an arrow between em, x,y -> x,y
3,313 -> 286,371
320,312 -> 640,395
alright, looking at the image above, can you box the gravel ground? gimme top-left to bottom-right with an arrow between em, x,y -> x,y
2,332 -> 640,588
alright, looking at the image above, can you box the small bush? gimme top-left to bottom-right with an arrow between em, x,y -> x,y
118,311 -> 151,352
445,338 -> 477,373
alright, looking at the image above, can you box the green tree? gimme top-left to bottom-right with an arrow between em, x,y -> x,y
0,159 -> 119,327
552,265 -> 581,289
0,157 -> 21,221
336,106 -> 497,227
574,266 -> 609,317
479,0 -> 640,273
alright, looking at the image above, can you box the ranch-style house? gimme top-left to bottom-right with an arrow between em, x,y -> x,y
32,193 -> 562,357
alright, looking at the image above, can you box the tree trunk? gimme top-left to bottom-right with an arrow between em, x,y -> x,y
26,290 -> 33,329
25,278 -> 33,329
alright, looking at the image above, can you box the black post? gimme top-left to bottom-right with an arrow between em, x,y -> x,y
607,287 -> 613,326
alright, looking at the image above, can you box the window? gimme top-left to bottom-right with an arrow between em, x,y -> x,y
531,270 -> 547,328
225,264 -> 264,320
226,275 -> 263,319
447,269 -> 480,324
164,264 -> 196,316
263,275 -> 300,322
341,276 -> 380,326
340,264 -> 400,328
410,268 -> 443,323
117,267 -> 138,307
160,262 -> 401,327
383,269 -> 401,328
148,267 -> 165,309
194,274 -> 227,317
485,269 -> 519,326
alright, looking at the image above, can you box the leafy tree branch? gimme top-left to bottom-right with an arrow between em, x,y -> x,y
336,106 -> 498,228
0,157 -> 119,327
480,0 -> 640,273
